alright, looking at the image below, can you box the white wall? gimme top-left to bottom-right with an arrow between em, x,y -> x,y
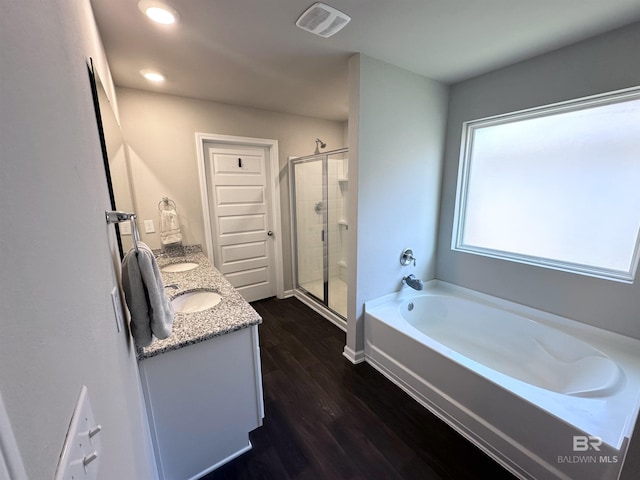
346,54 -> 449,356
116,87 -> 347,290
436,21 -> 640,340
0,1 -> 154,478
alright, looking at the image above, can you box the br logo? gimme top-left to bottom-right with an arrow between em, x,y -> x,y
573,435 -> 602,452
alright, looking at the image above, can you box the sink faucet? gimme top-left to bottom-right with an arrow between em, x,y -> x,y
403,274 -> 423,291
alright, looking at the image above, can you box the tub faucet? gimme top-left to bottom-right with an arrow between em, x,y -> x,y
403,274 -> 423,291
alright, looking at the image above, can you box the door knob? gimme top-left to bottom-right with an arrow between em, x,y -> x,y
267,230 -> 273,236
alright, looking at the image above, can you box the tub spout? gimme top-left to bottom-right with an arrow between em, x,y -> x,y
403,274 -> 423,290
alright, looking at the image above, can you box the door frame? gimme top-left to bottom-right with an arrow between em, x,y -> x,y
195,132 -> 284,299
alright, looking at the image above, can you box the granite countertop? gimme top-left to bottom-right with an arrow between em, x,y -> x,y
137,246 -> 262,360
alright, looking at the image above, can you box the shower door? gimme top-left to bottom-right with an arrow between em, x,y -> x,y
326,150 -> 348,317
290,149 -> 348,319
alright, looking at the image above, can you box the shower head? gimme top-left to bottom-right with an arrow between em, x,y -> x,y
314,138 -> 327,154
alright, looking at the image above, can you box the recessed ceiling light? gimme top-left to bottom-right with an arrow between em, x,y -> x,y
140,69 -> 166,82
138,0 -> 179,25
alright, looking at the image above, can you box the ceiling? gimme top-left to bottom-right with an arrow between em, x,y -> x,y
91,0 -> 640,122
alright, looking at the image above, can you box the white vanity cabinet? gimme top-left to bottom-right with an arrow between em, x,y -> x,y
138,324 -> 264,480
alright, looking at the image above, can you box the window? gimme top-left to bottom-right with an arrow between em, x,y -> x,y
452,87 -> 640,283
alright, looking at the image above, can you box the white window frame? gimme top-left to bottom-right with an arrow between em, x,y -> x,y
452,86 -> 640,284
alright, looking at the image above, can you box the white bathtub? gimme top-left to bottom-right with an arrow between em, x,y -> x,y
364,281 -> 640,480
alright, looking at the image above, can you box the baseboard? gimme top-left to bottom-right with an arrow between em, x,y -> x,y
282,289 -> 295,299
343,346 -> 365,364
187,441 -> 252,480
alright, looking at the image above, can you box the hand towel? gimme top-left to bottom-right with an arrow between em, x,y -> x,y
121,241 -> 174,347
160,209 -> 182,246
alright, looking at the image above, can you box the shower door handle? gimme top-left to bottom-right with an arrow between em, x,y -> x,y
321,230 -> 325,242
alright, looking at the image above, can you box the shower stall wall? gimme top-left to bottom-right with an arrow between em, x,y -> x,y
290,148 -> 348,325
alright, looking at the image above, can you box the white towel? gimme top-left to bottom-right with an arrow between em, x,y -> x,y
121,241 -> 174,347
160,209 -> 182,246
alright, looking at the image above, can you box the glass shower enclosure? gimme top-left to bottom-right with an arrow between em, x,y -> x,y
290,148 -> 348,322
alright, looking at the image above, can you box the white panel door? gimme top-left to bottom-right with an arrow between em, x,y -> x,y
208,146 -> 276,302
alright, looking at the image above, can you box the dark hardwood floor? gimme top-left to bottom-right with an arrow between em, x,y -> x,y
203,297 -> 516,480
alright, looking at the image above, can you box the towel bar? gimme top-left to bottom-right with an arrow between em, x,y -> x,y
106,211 -> 140,252
158,196 -> 177,212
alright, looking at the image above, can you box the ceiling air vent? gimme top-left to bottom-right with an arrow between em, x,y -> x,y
296,3 -> 351,38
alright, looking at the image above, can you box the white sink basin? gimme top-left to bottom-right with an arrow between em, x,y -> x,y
171,291 -> 222,314
161,262 -> 199,273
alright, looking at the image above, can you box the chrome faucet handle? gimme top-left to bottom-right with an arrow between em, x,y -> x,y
400,248 -> 416,266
